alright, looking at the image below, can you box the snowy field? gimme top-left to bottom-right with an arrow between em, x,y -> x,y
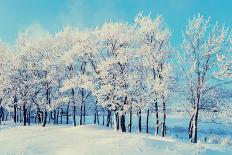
0,121 -> 232,155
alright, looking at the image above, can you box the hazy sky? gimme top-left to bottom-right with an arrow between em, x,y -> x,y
0,0 -> 231,45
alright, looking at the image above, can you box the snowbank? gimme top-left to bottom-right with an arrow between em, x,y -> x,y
0,123 -> 232,155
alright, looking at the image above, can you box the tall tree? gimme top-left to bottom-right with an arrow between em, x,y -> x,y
178,14 -> 231,143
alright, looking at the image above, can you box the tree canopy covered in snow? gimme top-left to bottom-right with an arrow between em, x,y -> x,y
0,13 -> 231,144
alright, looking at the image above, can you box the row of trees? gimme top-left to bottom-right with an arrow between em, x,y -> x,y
0,13 -> 231,143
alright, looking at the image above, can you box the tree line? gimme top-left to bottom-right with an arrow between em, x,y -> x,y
0,13 -> 231,143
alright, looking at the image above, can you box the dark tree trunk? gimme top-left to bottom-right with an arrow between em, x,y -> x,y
106,109 -> 111,127
53,110 -> 56,124
116,113 -> 120,130
120,114 -> 126,132
146,109 -> 149,134
128,107 -> 132,132
161,100 -> 166,137
27,108 -> 31,126
155,101 -> 159,135
110,113 -> 113,127
34,113 -> 37,123
73,106 -> 76,127
60,109 -> 63,124
71,88 -> 76,126
102,108 -> 105,125
138,109 -> 142,132
13,105 -> 17,123
56,108 -> 59,124
188,115 -> 194,139
2,110 -> 4,121
80,89 -> 84,125
83,103 -> 86,124
45,83 -> 51,126
66,103 -> 69,124
37,110 -> 42,124
23,104 -> 27,126
94,101 -> 99,124
0,106 -> 3,125
80,104 -> 83,125
42,110 -> 47,127
17,108 -> 19,123
94,110 -> 97,124
19,107 -> 22,123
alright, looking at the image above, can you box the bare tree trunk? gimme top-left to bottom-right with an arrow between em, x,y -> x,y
73,106 -> 76,127
116,113 -> 120,130
120,114 -> 126,132
113,112 -> 118,130
146,109 -> 149,134
36,111 -> 39,124
106,109 -> 111,127
0,106 -> 3,125
52,110 -> 56,124
38,110 -> 42,124
56,108 -> 59,124
110,113 -> 113,127
155,101 -> 159,135
94,114 -> 96,124
188,115 -> 194,139
42,110 -> 47,127
34,113 -> 37,124
80,104 -> 83,125
66,102 -> 69,124
128,107 -> 132,132
191,107 -> 199,143
72,89 -> 76,127
13,105 -> 17,123
19,107 -> 22,123
60,109 -> 63,124
138,109 -> 142,132
94,108 -> 97,124
17,108 -> 19,123
27,108 -> 31,126
23,104 -> 27,126
102,108 -> 105,125
80,89 -> 84,125
83,103 -> 86,124
2,110 -> 4,122
161,99 -> 166,137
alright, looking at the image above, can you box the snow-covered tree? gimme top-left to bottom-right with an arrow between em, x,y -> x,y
14,29 -> 65,126
0,42 -> 15,123
178,14 -> 231,143
134,13 -> 173,136
61,28 -> 97,126
89,22 -> 136,132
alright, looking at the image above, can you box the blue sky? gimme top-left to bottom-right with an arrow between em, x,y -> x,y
0,0 -> 231,45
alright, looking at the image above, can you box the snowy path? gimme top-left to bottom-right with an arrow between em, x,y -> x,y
0,124 -> 231,155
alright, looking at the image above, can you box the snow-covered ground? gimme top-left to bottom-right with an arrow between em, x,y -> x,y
0,122 -> 232,155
